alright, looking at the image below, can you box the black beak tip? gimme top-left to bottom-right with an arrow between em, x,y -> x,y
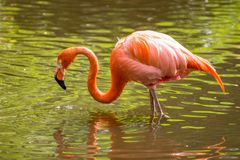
55,76 -> 67,90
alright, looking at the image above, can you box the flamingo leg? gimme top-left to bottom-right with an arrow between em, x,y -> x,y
149,90 -> 156,117
149,88 -> 169,118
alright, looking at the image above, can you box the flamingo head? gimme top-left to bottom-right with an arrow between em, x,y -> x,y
54,48 -> 78,90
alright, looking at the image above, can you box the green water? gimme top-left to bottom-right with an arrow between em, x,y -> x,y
0,0 -> 239,159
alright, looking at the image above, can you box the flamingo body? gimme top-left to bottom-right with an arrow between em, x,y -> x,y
54,30 -> 225,117
112,31 -> 190,87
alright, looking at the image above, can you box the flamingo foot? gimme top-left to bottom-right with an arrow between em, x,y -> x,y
150,114 -> 169,128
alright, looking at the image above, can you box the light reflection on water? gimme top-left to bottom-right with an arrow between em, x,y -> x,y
0,0 -> 239,159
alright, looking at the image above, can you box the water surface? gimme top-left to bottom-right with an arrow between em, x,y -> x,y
0,0 -> 240,159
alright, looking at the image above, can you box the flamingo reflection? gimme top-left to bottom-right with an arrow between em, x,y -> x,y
54,113 -> 124,159
54,113 -> 226,160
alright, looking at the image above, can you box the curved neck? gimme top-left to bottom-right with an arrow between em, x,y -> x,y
73,47 -> 126,103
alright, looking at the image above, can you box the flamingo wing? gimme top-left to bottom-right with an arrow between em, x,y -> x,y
114,31 -> 189,85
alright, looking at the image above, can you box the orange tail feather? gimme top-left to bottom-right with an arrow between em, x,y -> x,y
187,55 -> 225,92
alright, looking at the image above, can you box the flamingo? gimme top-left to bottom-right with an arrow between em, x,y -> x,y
54,30 -> 225,118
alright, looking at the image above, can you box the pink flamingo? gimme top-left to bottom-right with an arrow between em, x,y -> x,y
54,30 -> 225,117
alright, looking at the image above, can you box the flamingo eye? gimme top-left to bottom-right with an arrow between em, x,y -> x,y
56,60 -> 63,69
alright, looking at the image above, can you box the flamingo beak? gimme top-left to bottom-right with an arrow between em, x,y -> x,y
55,75 -> 66,90
54,62 -> 67,90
